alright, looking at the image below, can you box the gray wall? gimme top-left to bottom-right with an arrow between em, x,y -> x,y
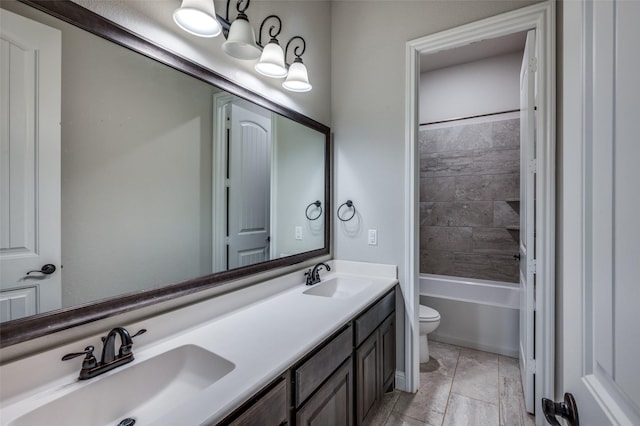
331,0 -> 539,380
419,118 -> 520,283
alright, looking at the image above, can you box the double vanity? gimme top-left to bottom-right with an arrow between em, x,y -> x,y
0,260 -> 398,425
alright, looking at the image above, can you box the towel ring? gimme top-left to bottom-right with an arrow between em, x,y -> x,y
305,200 -> 322,221
337,200 -> 356,222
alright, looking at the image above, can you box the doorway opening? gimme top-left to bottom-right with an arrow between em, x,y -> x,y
418,30 -> 538,414
404,3 -> 555,423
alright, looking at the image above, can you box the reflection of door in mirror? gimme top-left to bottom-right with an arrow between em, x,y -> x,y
0,9 -> 62,322
227,101 -> 272,269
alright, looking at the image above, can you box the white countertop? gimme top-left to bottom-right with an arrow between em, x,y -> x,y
0,260 -> 397,426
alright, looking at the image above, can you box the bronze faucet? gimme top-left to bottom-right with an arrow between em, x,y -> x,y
305,262 -> 331,285
62,327 -> 146,380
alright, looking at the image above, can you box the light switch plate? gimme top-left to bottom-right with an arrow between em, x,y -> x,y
295,226 -> 303,240
368,229 -> 377,245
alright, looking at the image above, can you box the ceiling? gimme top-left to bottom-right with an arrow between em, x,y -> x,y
420,31 -> 527,72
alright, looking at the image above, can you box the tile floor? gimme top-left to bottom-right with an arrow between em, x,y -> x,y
366,341 -> 536,426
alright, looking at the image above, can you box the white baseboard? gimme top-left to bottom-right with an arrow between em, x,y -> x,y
394,371 -> 410,392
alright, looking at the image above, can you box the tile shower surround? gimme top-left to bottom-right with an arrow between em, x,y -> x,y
419,118 -> 520,283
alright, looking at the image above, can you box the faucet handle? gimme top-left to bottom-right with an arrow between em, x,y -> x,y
62,346 -> 97,370
304,269 -> 313,285
119,328 -> 147,357
131,328 -> 147,339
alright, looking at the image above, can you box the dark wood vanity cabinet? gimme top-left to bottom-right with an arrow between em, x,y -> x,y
296,358 -> 353,426
218,286 -> 396,426
354,290 -> 396,425
294,325 -> 354,425
223,376 -> 289,426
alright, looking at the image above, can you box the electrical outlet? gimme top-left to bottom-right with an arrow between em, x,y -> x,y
368,229 -> 377,245
295,226 -> 303,240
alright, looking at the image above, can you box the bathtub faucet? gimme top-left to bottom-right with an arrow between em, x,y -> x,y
305,262 -> 331,285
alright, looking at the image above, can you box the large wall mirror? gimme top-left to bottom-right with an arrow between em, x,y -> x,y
0,0 -> 330,346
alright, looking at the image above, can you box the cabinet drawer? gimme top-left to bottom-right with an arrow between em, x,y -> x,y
229,378 -> 288,426
295,325 -> 353,407
296,357 -> 353,426
355,289 -> 395,347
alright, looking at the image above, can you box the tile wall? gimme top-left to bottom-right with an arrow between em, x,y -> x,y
419,117 -> 520,283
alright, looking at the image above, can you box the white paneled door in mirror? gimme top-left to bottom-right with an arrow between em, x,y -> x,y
227,101 -> 272,270
0,9 -> 61,321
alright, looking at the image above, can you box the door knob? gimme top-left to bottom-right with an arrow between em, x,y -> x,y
26,264 -> 57,275
542,392 -> 579,426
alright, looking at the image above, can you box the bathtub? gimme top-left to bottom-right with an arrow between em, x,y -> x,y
419,273 -> 519,357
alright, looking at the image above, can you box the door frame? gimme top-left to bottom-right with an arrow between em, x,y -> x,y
212,92 -> 233,273
403,1 -> 555,414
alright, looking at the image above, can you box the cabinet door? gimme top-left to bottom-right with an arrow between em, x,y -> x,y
296,358 -> 353,426
356,330 -> 380,426
380,314 -> 396,392
228,378 -> 288,426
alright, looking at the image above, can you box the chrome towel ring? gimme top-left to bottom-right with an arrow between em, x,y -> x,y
337,200 -> 356,222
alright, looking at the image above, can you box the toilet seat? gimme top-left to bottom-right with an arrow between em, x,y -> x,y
419,305 -> 440,322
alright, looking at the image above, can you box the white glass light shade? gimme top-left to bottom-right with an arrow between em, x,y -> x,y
255,41 -> 287,78
222,15 -> 261,60
173,0 -> 221,38
283,59 -> 312,92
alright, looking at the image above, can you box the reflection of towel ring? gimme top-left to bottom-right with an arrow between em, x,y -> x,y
337,200 -> 356,222
305,200 -> 322,221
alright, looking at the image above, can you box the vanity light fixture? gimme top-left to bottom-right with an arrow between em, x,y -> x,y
173,0 -> 222,38
222,0 -> 261,60
254,15 -> 288,78
282,36 -> 312,92
173,1 -> 313,92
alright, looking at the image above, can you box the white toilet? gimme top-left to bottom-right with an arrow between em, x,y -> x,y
419,304 -> 441,363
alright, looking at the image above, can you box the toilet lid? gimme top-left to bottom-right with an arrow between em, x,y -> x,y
419,305 -> 440,320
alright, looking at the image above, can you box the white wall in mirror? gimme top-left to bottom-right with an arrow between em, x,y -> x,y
61,17 -> 218,307
273,116 -> 326,258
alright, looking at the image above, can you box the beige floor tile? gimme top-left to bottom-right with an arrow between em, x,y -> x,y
499,376 -> 525,426
384,412 -> 431,426
498,376 -> 536,426
365,390 -> 401,426
443,393 -> 499,426
393,372 -> 452,425
391,346 -> 532,426
498,355 -> 521,380
424,341 -> 460,377
459,347 -> 499,365
451,350 -> 499,403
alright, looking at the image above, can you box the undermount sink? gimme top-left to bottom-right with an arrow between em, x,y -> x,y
303,276 -> 373,299
9,345 -> 234,426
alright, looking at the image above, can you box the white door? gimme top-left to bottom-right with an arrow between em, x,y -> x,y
559,0 -> 640,424
519,29 -> 536,415
0,9 -> 62,322
227,101 -> 271,269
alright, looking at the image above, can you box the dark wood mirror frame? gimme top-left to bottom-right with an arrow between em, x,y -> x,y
0,0 -> 331,348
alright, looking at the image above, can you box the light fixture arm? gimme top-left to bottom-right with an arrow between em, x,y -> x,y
257,15 -> 283,47
284,36 -> 306,64
225,0 -> 250,22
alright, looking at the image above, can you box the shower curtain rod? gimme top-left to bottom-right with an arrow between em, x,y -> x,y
420,108 -> 520,127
